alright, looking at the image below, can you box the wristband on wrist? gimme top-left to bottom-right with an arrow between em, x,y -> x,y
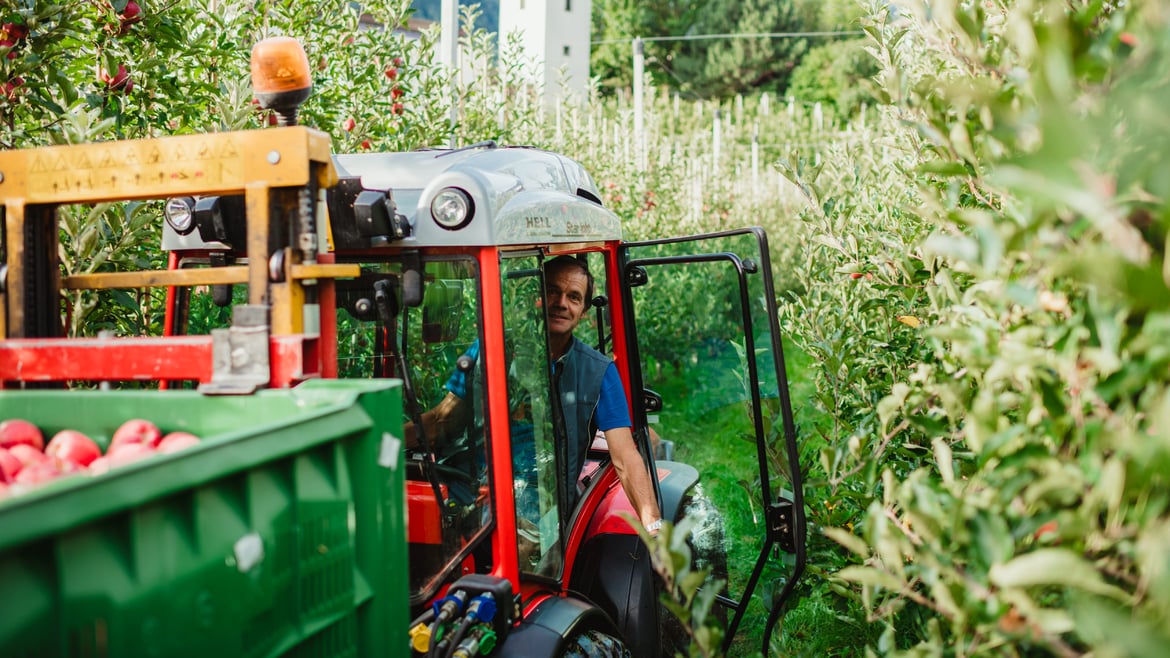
646,518 -> 663,532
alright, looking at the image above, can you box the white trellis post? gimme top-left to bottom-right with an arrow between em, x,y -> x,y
813,102 -> 824,132
632,37 -> 645,171
751,126 -> 760,198
555,98 -> 563,143
440,0 -> 459,147
761,92 -> 770,116
496,89 -> 506,132
712,108 -> 722,168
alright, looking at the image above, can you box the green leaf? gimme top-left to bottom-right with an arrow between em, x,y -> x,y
989,549 -> 1131,601
823,526 -> 870,557
835,565 -> 905,591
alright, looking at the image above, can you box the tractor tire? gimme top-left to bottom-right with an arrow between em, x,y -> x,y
560,629 -> 632,658
683,489 -> 729,587
658,488 -> 730,656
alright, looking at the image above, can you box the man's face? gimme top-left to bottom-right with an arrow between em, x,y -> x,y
544,267 -> 589,340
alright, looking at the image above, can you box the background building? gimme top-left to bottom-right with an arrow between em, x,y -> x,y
498,0 -> 593,103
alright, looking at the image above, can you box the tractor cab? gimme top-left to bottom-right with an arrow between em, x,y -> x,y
0,35 -> 805,655
159,138 -> 807,654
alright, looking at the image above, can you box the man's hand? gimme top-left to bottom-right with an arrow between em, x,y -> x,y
604,426 -> 662,534
404,391 -> 469,450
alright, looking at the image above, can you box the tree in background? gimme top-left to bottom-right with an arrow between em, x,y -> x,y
786,38 -> 878,124
589,0 -> 702,94
671,0 -> 806,97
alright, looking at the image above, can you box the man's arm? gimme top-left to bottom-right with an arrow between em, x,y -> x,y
404,391 -> 469,450
604,426 -> 662,531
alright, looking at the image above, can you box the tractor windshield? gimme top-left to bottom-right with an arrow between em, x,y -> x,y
334,256 -> 492,602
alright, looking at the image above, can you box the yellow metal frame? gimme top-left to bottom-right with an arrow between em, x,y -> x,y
0,126 -> 342,339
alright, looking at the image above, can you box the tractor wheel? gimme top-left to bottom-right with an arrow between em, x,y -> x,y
658,488 -> 730,656
560,629 -> 631,658
682,488 -> 729,587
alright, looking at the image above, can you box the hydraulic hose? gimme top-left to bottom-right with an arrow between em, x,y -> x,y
442,593 -> 497,658
427,589 -> 469,657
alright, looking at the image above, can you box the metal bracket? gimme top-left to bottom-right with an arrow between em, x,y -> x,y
767,498 -> 797,555
199,304 -> 271,395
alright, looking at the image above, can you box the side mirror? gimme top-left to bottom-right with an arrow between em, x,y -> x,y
642,389 -> 663,413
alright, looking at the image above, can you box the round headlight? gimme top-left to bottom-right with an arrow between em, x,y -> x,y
430,187 -> 474,230
164,197 -> 196,235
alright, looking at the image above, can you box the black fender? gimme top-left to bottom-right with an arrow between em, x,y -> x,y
567,460 -> 701,655
568,533 -> 657,657
656,460 -> 700,523
495,595 -> 623,657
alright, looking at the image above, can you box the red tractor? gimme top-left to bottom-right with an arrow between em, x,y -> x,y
0,37 -> 807,657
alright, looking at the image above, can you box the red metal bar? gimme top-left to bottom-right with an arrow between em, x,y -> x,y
0,336 -> 214,382
477,247 -> 520,587
317,252 -> 339,379
163,251 -> 179,337
159,251 -> 181,391
270,335 -> 319,388
0,334 -> 319,387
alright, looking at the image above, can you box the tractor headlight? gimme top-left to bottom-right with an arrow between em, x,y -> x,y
164,197 -> 196,235
430,187 -> 474,230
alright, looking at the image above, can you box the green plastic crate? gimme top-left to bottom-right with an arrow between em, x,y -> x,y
0,379 -> 406,658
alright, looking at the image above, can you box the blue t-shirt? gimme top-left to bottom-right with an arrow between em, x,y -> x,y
445,340 -> 630,431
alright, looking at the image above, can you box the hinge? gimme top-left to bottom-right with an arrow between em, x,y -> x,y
767,498 -> 796,554
199,304 -> 271,395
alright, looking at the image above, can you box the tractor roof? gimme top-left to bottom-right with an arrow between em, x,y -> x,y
161,143 -> 622,253
331,144 -> 622,249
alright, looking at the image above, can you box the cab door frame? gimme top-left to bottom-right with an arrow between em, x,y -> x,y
618,226 -> 807,652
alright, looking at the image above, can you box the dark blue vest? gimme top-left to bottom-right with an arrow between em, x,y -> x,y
554,337 -> 610,507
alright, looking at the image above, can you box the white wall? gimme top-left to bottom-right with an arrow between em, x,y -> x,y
499,0 -> 592,104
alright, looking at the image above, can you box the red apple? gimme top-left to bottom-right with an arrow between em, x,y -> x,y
392,56 -> 404,67
109,418 -> 162,452
342,117 -> 356,132
360,139 -> 372,150
384,66 -> 398,80
158,432 -> 201,454
392,102 -> 404,116
108,441 -> 156,467
88,456 -> 110,476
119,0 -> 142,23
14,460 -> 60,486
100,64 -> 132,92
0,447 -> 22,483
46,430 -> 102,468
390,86 -> 404,100
3,75 -> 23,100
8,444 -> 48,468
1,22 -> 28,42
0,419 -> 44,451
